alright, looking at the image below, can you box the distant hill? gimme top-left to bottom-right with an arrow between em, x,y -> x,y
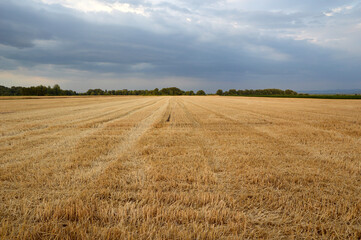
299,89 -> 361,95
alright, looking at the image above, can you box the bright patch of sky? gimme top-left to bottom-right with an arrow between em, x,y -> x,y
39,0 -> 149,15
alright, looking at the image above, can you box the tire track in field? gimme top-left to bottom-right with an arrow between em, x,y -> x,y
211,97 -> 361,150
89,96 -> 175,192
76,97 -> 244,238
154,96 -> 174,128
184,98 -> 360,179
207,97 -> 361,138
186,98 -> 361,176
0,98 -> 159,166
178,98 -> 260,193
1,97 -> 359,239
0,98 -> 150,138
140,97 -> 222,193
181,98 -> 360,237
55,98 -> 170,191
0,98 -> 165,174
176,98 -> 224,190
183,99 -> 322,170
0,99 -> 141,150
0,98 -> 131,131
0,97 -> 169,238
69,97 -> 170,187
173,97 -> 200,128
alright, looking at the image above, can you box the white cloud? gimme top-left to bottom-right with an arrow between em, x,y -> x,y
323,5 -> 354,16
112,3 -> 149,16
39,0 -> 149,16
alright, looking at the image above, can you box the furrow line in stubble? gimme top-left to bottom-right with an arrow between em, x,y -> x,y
71,97 -> 170,186
0,98 -> 165,168
185,99 -> 360,177
0,98 -> 154,139
206,97 -> 361,139
0,97 -> 159,157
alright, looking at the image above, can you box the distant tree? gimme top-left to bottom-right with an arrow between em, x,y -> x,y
53,84 -> 61,95
160,87 -> 184,95
285,89 -> 297,95
11,86 -> 22,96
0,84 -> 299,97
216,89 -> 223,95
86,89 -> 105,95
227,89 -> 238,96
0,84 -> 76,96
237,90 -> 244,95
196,90 -> 206,95
0,85 -> 11,96
46,86 -> 53,95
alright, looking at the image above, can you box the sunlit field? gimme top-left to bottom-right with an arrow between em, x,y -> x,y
1,96 -> 360,239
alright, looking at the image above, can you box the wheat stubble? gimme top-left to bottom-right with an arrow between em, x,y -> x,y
1,96 -> 360,239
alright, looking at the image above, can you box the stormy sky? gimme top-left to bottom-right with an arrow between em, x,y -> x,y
0,0 -> 361,92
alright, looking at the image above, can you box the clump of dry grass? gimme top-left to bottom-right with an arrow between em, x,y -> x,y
1,96 -> 360,239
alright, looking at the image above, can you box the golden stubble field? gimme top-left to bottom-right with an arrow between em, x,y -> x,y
0,96 -> 360,239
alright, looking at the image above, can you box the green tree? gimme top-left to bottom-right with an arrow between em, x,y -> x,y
285,89 -> 297,95
160,87 -> 184,95
228,89 -> 238,96
216,89 -> 223,95
196,90 -> 206,95
53,84 -> 61,95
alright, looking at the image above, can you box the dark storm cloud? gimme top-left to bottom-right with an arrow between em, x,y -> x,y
0,1 -> 250,76
0,0 -> 360,91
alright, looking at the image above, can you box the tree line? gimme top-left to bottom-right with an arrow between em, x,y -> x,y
0,84 -> 298,96
216,88 -> 298,96
0,84 -> 77,96
0,85 -> 207,96
85,87 -> 206,96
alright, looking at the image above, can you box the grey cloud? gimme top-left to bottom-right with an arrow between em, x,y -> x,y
0,0 -> 360,91
0,5 -> 52,48
154,2 -> 191,14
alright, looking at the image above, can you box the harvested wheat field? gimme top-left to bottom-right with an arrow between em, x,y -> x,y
0,96 -> 360,239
